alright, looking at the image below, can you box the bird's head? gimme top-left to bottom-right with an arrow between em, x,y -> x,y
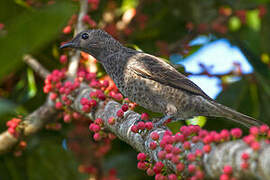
60,29 -> 122,60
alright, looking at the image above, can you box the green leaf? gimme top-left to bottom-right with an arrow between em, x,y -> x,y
246,10 -> 261,31
186,116 -> 207,127
27,68 -> 37,98
121,0 -> 139,12
0,2 -> 76,80
229,16 -> 241,31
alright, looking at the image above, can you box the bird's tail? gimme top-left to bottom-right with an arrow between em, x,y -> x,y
210,101 -> 263,127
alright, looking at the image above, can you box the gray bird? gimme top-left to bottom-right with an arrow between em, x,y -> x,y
60,29 -> 262,127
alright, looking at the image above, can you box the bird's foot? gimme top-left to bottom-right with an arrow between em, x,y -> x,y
154,115 -> 175,128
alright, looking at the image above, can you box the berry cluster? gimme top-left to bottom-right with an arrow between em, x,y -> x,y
6,118 -> 21,137
134,124 -> 270,180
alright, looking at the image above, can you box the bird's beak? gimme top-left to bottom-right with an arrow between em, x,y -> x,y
60,42 -> 75,49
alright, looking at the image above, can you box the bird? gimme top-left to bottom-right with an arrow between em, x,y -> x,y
60,29 -> 263,127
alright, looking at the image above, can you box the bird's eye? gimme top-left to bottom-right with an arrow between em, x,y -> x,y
81,33 -> 89,40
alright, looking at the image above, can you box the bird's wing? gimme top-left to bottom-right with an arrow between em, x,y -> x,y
130,53 -> 212,100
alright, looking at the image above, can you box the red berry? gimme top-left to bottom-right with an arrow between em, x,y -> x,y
203,144 -> 211,153
141,113 -> 149,121
59,55 -> 68,64
168,174 -> 177,180
121,104 -> 129,112
187,153 -> 196,162
150,142 -> 157,150
50,93 -> 58,100
176,163 -> 184,172
223,165 -> 232,174
146,168 -> 155,176
137,153 -> 147,161
230,128 -> 242,138
55,102 -> 62,109
82,104 -> 91,113
249,126 -> 259,136
93,133 -> 101,141
137,121 -> 145,130
251,141 -> 260,151
151,132 -> 159,141
63,114 -> 71,123
131,125 -> 138,133
220,174 -> 229,180
116,109 -> 124,117
137,162 -> 147,170
94,118 -> 103,126
188,164 -> 196,173
62,25 -> 72,34
260,124 -> 269,134
241,152 -> 249,160
241,162 -> 249,169
145,122 -> 153,130
108,117 -> 115,125
183,141 -> 191,150
158,151 -> 166,160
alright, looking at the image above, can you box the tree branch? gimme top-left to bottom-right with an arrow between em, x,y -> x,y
0,101 -> 57,154
69,84 -> 270,179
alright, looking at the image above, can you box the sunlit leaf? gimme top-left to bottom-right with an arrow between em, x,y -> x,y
246,10 -> 261,31
27,68 -> 37,98
229,16 -> 241,31
186,116 -> 207,127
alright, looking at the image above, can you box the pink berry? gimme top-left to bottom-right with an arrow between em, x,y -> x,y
137,153 -> 147,161
82,104 -> 91,113
241,162 -> 249,169
150,142 -> 157,150
55,102 -> 62,109
241,152 -> 249,160
131,125 -> 138,133
260,124 -> 269,134
188,164 -> 196,173
80,97 -> 89,105
203,144 -> 211,153
168,174 -> 177,180
251,141 -> 260,151
137,121 -> 145,130
63,114 -> 71,123
94,118 -> 103,126
230,128 -> 242,138
145,122 -> 153,130
223,165 -> 232,174
187,153 -> 196,162
220,174 -> 229,180
108,117 -> 115,125
121,104 -> 129,112
150,132 -> 159,141
141,113 -> 149,121
183,141 -> 191,150
93,133 -> 101,141
158,151 -> 166,160
146,168 -> 155,176
176,163 -> 184,172
50,93 -> 58,100
59,55 -> 68,64
137,162 -> 147,170
116,109 -> 124,117
171,155 -> 180,164
250,126 -> 259,136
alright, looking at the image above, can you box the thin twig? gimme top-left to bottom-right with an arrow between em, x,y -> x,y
23,54 -> 50,79
67,0 -> 88,77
